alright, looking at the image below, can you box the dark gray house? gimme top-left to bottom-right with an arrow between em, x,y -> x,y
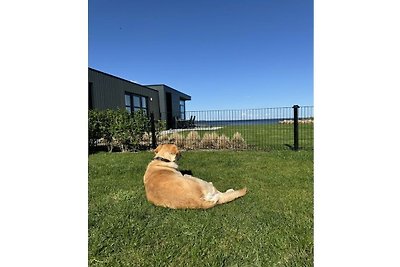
88,68 -> 191,128
145,84 -> 191,128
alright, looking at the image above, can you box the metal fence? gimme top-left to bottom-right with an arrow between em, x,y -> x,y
152,105 -> 313,151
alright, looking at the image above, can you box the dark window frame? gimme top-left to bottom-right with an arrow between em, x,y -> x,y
125,92 -> 148,115
179,99 -> 186,120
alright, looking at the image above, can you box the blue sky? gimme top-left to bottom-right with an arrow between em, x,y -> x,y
89,0 -> 313,111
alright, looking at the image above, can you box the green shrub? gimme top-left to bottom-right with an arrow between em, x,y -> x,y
88,109 -> 152,152
155,120 -> 167,135
88,109 -> 113,150
88,110 -> 102,148
109,109 -> 132,152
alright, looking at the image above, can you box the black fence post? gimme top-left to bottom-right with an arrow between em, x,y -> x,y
293,105 -> 300,151
150,113 -> 157,149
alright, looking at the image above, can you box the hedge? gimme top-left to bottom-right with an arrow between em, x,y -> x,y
89,109 -> 162,152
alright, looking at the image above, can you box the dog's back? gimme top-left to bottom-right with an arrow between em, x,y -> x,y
144,160 -> 216,209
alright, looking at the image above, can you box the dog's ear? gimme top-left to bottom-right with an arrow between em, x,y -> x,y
154,144 -> 163,154
168,144 -> 181,156
170,145 -> 179,155
170,145 -> 181,160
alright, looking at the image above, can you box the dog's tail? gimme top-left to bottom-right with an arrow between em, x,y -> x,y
217,188 -> 247,205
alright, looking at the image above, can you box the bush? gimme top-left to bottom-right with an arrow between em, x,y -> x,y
200,132 -> 219,149
109,109 -> 134,152
88,109 -> 153,152
155,120 -> 167,136
88,109 -> 114,151
157,132 -> 170,144
90,111 -> 251,152
149,130 -> 248,151
169,132 -> 185,148
185,131 -> 201,150
216,134 -> 231,149
88,110 -> 102,148
231,132 -> 247,149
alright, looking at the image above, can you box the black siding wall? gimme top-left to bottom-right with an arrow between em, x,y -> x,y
88,69 -> 160,120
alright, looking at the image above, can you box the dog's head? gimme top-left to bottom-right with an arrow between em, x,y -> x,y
154,144 -> 181,162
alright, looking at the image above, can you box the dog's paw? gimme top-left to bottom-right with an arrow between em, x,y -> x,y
226,189 -> 234,193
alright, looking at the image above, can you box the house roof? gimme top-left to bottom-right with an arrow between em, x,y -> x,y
145,84 -> 191,100
88,68 -> 191,100
88,67 -> 159,94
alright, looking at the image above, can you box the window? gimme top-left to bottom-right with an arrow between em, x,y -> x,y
124,95 -> 131,112
125,93 -> 148,114
179,100 -> 185,119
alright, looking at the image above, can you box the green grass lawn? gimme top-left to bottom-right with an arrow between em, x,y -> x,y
89,150 -> 313,266
215,124 -> 313,150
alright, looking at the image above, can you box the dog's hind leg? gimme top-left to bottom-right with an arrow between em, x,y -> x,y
217,188 -> 247,205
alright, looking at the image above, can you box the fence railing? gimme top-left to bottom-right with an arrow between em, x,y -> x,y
150,105 -> 313,151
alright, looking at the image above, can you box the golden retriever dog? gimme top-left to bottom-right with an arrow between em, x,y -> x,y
143,144 -> 247,209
